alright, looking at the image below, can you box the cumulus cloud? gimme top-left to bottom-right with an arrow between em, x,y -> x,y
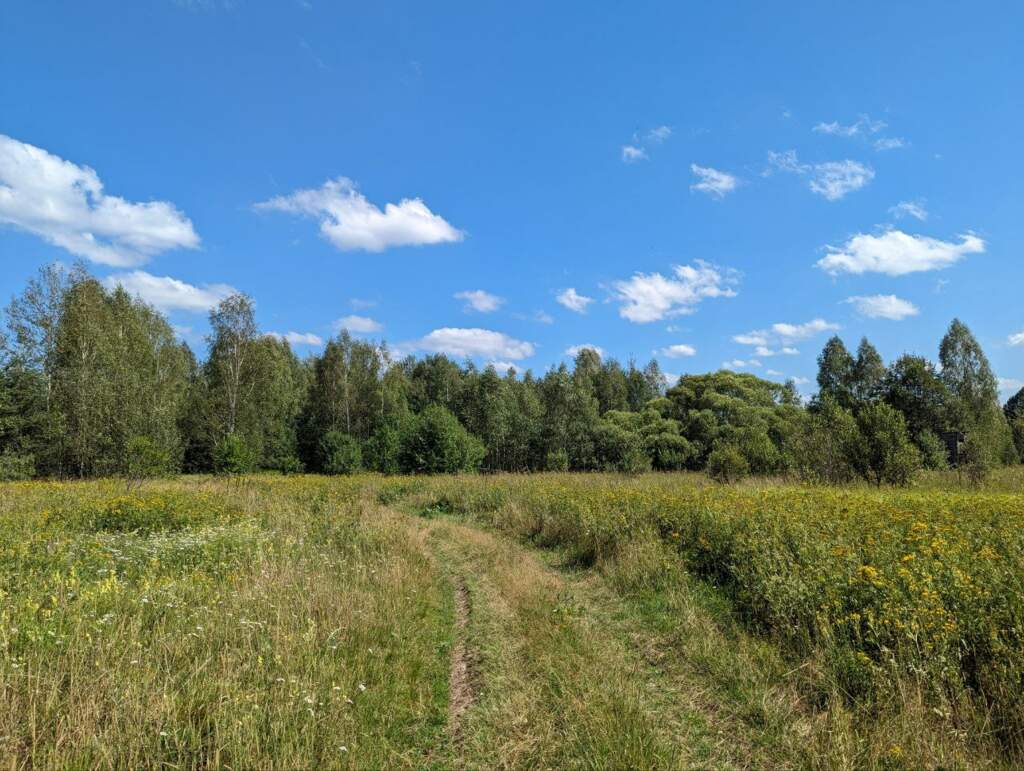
267,331 -> 323,346
488,361 -> 517,375
610,261 -> 738,323
722,359 -> 762,369
845,294 -> 920,320
765,150 -> 873,200
255,177 -> 463,252
104,271 -> 235,312
657,343 -> 697,358
817,230 -> 984,276
690,164 -> 739,198
0,134 -> 199,267
735,318 -> 839,348
419,328 -> 534,360
890,200 -> 928,221
566,344 -> 605,358
1009,331 -> 1024,347
556,287 -> 593,313
455,289 -> 504,313
334,315 -> 383,334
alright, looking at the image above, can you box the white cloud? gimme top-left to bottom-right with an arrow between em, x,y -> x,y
792,376 -> 811,385
722,359 -> 762,369
1009,332 -> 1024,347
255,176 -> 463,252
875,137 -> 906,151
566,344 -> 605,358
622,125 -> 672,162
350,297 -> 377,310
488,361 -> 517,375
765,150 -> 873,200
267,331 -> 323,346
809,160 -> 874,201
419,328 -> 534,360
690,164 -> 739,198
735,318 -> 839,348
890,200 -> 928,221
0,134 -> 199,267
817,230 -> 985,276
455,289 -> 504,313
657,343 -> 697,358
845,294 -> 919,321
766,369 -> 784,376
813,115 -> 887,137
622,145 -> 647,162
645,126 -> 672,143
556,287 -> 594,313
104,271 -> 235,312
754,345 -> 799,357
334,315 -> 383,334
610,261 -> 738,323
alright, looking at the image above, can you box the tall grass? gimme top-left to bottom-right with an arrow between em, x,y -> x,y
416,471 -> 1024,760
0,476 -> 451,768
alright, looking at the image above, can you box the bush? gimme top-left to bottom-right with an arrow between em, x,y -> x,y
364,422 -> 402,474
856,402 -> 921,487
398,405 -> 485,474
706,444 -> 749,483
545,448 -> 569,472
125,436 -> 174,480
0,451 -> 34,481
789,399 -> 861,484
279,455 -> 303,475
917,429 -> 949,470
212,433 -> 256,475
320,431 -> 362,475
960,432 -> 993,486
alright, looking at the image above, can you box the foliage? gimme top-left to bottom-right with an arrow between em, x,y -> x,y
398,404 -> 485,474
212,432 -> 256,475
125,435 -> 175,480
319,430 -> 362,475
0,451 -> 34,481
855,402 -> 921,486
706,444 -> 749,483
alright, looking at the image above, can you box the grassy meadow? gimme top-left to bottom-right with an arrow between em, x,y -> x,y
2,470 -> 1024,768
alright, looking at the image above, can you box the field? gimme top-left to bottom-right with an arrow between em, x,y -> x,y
2,471 -> 1024,769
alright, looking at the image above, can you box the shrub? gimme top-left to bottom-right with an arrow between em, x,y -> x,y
398,405 -> 485,474
856,402 -> 921,487
545,448 -> 569,472
706,444 -> 749,483
917,429 -> 949,470
212,433 -> 256,475
125,436 -> 174,480
0,451 -> 34,481
320,431 -> 362,475
279,455 -> 303,475
363,422 -> 402,474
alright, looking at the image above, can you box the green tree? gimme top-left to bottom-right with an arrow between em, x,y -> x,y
815,336 -> 856,411
319,430 -> 362,475
851,337 -> 886,407
398,404 -> 485,474
855,402 -> 921,486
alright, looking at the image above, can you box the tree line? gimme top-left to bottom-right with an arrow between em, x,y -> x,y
0,263 -> 1021,483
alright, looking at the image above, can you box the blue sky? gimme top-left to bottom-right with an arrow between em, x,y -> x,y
2,1 -> 1022,396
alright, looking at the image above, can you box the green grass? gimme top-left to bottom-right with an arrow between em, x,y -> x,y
3,471 -> 1023,768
